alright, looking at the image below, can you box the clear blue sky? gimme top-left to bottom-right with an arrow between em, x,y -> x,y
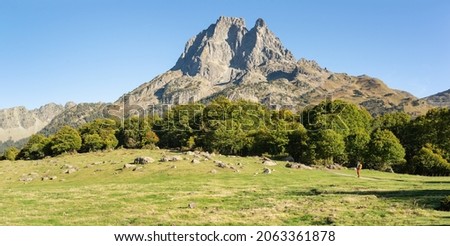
1,0 -> 449,109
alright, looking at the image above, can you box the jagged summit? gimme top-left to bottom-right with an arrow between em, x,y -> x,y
172,16 -> 295,83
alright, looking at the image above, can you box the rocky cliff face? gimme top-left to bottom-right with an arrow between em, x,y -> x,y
118,16 -> 432,116
0,103 -> 64,142
423,89 -> 450,107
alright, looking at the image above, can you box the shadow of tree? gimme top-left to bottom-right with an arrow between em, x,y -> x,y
287,189 -> 450,210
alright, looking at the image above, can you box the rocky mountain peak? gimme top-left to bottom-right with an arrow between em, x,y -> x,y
255,18 -> 266,28
117,16 -> 434,116
172,17 -> 296,83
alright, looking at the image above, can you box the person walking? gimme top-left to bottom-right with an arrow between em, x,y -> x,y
356,161 -> 363,178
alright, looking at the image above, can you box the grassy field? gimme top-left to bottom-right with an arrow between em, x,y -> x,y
0,149 -> 449,226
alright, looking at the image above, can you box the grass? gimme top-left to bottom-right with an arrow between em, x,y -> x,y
0,149 -> 449,225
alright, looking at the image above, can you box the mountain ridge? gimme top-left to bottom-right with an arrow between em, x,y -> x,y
117,16 -> 433,116
1,16 -> 447,150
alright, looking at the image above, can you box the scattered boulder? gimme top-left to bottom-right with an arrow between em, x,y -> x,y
61,165 -> 79,174
160,156 -> 183,162
49,176 -> 58,181
61,164 -> 74,170
200,152 -> 213,160
185,151 -> 195,156
171,165 -> 177,169
19,172 -> 39,182
65,168 -> 78,174
191,159 -> 201,164
285,162 -> 313,170
210,169 -> 218,174
263,168 -> 272,174
262,160 -> 277,166
326,164 -> 344,170
123,164 -> 137,169
216,162 -> 229,168
134,156 -> 155,164
188,203 -> 196,209
19,176 -> 33,182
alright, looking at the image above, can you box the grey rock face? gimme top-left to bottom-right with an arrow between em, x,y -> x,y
423,89 -> 450,107
172,16 -> 295,83
0,103 -> 64,142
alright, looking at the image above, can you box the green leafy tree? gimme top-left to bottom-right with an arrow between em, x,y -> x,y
50,126 -> 82,155
203,120 -> 249,155
250,121 -> 290,155
314,129 -> 345,164
286,124 -> 310,163
301,100 -> 372,136
411,146 -> 450,176
79,119 -> 119,152
4,147 -> 20,161
372,112 -> 411,137
82,134 -> 104,152
345,129 -> 370,166
366,129 -> 406,170
18,134 -> 51,160
155,104 -> 204,148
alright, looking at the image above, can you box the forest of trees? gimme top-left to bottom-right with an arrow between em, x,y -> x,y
2,97 -> 450,176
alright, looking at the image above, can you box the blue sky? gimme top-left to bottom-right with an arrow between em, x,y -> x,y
1,0 -> 449,109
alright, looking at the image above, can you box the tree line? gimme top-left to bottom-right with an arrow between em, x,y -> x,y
2,97 -> 449,176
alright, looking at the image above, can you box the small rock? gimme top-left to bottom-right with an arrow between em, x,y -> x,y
185,151 -> 195,156
171,156 -> 183,161
191,159 -> 201,164
210,169 -> 218,174
41,176 -> 49,181
263,168 -> 272,174
61,164 -> 74,170
19,175 -> 34,182
262,160 -> 277,166
188,203 -> 196,209
134,157 -> 155,164
123,164 -> 137,169
217,162 -> 229,168
49,176 -> 58,180
65,168 -> 78,174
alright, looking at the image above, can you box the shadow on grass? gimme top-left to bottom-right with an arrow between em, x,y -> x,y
288,189 -> 450,210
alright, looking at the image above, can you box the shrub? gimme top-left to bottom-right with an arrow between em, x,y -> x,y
50,126 -> 82,155
19,134 -> 51,160
4,147 -> 20,161
411,146 -> 450,176
366,129 -> 406,170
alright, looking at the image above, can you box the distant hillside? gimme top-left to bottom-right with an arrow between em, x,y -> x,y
423,89 -> 450,107
0,103 -> 64,143
38,102 -> 108,136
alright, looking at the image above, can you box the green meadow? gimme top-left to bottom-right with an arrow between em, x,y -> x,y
0,149 -> 449,226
